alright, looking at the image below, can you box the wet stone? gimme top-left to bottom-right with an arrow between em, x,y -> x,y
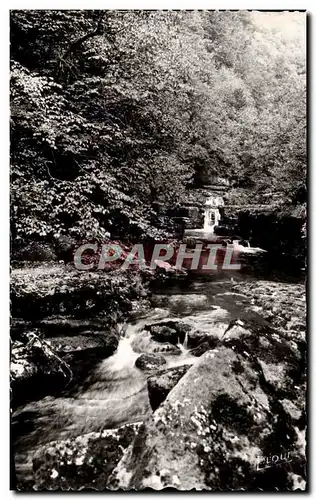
135,353 -> 167,371
147,364 -> 192,411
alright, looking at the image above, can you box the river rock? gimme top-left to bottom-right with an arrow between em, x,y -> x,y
221,320 -> 252,341
147,321 -> 191,345
31,422 -> 142,491
108,347 -> 306,491
147,364 -> 193,411
135,353 -> 167,371
257,358 -> 288,392
129,329 -> 181,357
231,281 -> 306,341
222,317 -> 301,367
147,312 -> 231,356
190,341 -> 210,357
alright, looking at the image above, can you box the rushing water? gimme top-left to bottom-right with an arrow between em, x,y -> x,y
12,251 -> 305,485
12,305 -> 199,483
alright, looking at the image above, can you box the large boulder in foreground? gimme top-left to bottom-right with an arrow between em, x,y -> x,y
108,347 -> 306,491
147,364 -> 193,411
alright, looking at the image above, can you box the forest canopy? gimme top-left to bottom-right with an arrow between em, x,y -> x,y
10,10 -> 306,244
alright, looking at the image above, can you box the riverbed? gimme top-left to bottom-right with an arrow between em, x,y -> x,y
11,253 -> 306,490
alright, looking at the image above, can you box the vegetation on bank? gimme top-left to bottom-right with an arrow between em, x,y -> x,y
11,11 -> 306,248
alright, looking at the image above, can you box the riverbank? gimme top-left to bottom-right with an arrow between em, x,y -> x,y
106,278 -> 306,492
11,263 -> 154,407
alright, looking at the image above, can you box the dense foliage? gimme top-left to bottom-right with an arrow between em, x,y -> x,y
10,10 -> 306,245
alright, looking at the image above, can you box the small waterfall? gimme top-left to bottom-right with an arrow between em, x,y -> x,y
183,330 -> 189,350
14,305 -> 202,485
177,330 -> 189,355
102,336 -> 138,373
94,308 -> 171,375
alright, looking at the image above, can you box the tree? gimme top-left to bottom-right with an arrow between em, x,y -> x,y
10,10 -> 306,247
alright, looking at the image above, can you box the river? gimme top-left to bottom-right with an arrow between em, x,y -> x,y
12,251 -> 305,487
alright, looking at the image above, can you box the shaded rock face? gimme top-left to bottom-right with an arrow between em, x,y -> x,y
57,331 -> 119,393
147,365 -> 192,411
11,330 -> 119,405
11,332 -> 72,406
109,345 -> 306,491
31,422 -> 141,491
135,353 -> 167,372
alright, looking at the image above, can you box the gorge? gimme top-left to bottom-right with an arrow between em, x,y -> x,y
10,9 -> 306,492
